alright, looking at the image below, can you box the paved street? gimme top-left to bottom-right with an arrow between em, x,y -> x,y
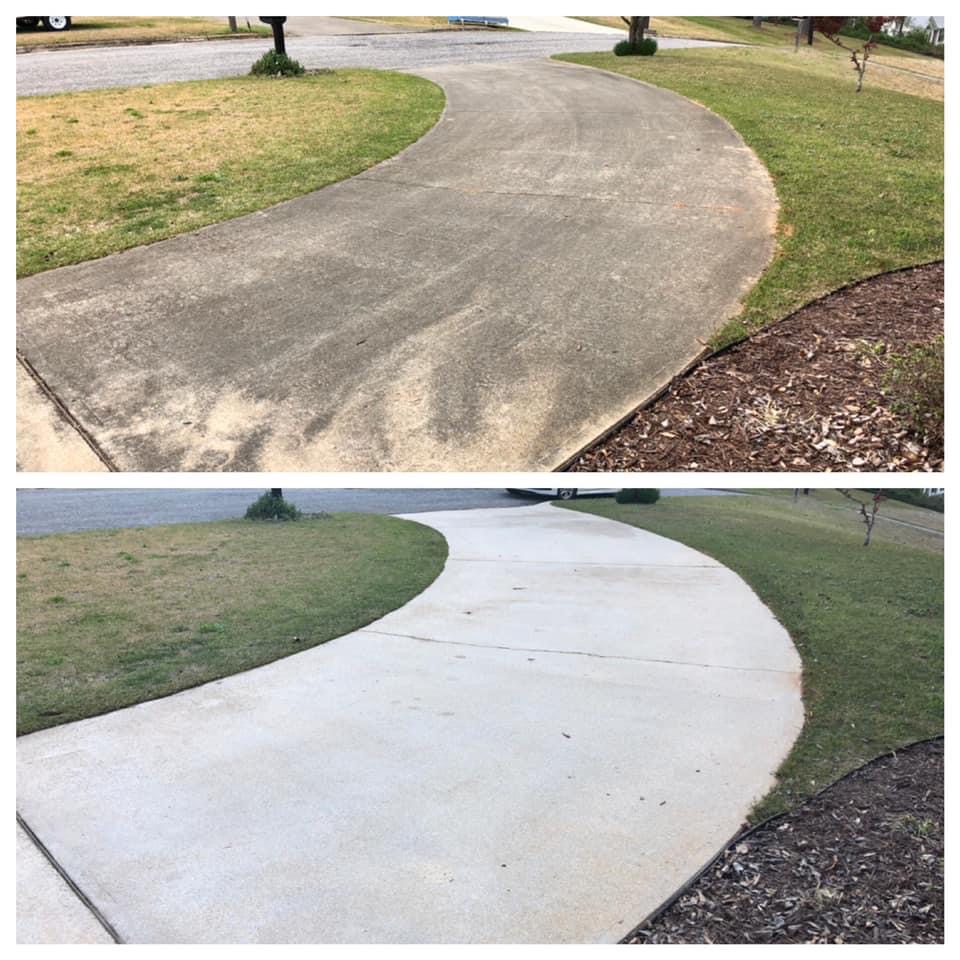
18,59 -> 775,472
16,28 -> 725,96
16,488 -> 524,535
18,504 -> 802,943
16,488 -> 736,536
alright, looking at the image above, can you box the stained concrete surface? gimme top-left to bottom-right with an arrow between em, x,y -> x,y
17,504 -> 803,943
17,59 -> 777,472
16,362 -> 106,472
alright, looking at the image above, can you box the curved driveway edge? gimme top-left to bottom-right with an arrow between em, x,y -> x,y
17,504 -> 803,943
17,59 -> 777,471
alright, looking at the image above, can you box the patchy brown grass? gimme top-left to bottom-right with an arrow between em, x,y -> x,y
16,16 -> 267,47
17,514 -> 448,734
17,70 -> 444,276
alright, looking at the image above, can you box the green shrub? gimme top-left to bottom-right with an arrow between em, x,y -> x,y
250,50 -> 305,77
883,336 -> 944,447
244,491 -> 302,521
615,488 -> 661,504
614,37 -> 658,56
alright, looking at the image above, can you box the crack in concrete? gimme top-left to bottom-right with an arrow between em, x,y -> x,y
359,629 -> 796,675
17,812 -> 124,944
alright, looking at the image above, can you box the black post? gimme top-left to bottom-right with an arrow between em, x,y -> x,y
806,16 -> 815,45
259,16 -> 287,55
270,488 -> 283,500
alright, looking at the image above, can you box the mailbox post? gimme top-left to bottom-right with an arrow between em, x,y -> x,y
259,16 -> 287,55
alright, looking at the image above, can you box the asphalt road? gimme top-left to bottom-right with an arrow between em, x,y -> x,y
16,488 -> 733,536
16,30 -> 726,96
16,488 -> 524,535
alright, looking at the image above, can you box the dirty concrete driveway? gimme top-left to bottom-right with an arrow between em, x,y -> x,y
17,59 -> 777,472
17,504 -> 803,943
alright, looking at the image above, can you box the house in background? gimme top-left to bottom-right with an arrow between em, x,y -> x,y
884,16 -> 944,45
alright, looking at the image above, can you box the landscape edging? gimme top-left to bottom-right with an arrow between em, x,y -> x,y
618,734 -> 945,943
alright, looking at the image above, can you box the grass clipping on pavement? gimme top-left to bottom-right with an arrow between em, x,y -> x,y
17,514 -> 448,735
561,491 -> 943,821
555,45 -> 943,347
17,70 -> 445,277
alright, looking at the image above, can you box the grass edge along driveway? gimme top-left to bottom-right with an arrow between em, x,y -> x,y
555,47 -> 943,348
560,492 -> 943,822
17,70 -> 445,277
16,514 -> 448,735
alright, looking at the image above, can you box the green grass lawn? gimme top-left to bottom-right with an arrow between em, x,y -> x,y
561,491 -> 943,821
16,16 -> 268,47
555,46 -> 943,347
16,514 -> 448,735
575,16 -> 799,46
17,70 -> 444,277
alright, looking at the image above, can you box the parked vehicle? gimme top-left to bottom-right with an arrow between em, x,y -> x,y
506,488 -> 618,501
16,16 -> 72,31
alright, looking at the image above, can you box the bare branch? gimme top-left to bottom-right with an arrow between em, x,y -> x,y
838,489 -> 884,546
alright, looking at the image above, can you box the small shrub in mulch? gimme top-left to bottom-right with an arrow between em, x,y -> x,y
573,263 -> 943,473
628,738 -> 943,944
884,335 -> 944,449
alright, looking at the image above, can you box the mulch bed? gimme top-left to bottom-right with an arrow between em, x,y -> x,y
627,738 -> 944,944
572,263 -> 944,472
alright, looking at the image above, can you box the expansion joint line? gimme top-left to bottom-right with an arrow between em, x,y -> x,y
361,630 -> 795,675
448,558 -> 719,568
17,351 -> 118,471
355,176 -> 746,214
17,812 -> 124,944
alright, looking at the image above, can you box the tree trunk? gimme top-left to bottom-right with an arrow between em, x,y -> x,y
806,16 -> 815,45
228,16 -> 237,32
270,488 -> 283,500
627,16 -> 649,46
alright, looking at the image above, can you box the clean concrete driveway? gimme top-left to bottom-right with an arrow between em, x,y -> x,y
17,59 -> 776,471
17,504 -> 802,943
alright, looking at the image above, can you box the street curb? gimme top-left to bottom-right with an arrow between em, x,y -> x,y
16,32 -> 268,54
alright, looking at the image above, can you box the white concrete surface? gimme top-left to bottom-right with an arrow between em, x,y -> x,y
505,16 -> 625,34
16,504 -> 803,943
17,824 -> 113,943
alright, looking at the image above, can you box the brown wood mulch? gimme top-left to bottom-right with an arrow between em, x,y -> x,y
571,263 -> 944,473
627,738 -> 944,944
